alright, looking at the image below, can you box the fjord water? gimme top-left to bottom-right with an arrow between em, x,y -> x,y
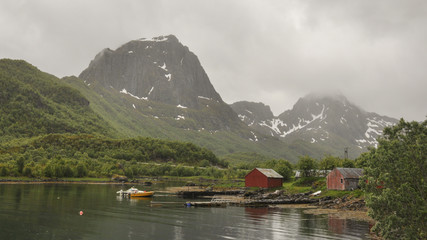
0,184 -> 371,239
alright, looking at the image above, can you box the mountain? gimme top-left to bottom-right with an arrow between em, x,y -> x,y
71,35 -> 300,159
0,59 -> 115,140
79,35 -> 242,132
231,93 -> 398,158
76,35 -> 398,160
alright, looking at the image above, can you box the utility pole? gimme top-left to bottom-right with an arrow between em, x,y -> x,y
344,147 -> 348,159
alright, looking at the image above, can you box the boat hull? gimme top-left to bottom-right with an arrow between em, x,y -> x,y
130,191 -> 154,197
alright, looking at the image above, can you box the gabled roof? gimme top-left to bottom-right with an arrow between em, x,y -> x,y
255,168 -> 283,178
336,168 -> 363,179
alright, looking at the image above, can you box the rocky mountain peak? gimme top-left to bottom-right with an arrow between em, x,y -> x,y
77,35 -> 246,133
230,101 -> 275,126
79,35 -> 222,109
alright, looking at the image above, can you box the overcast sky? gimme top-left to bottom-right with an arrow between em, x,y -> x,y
1,0 -> 426,121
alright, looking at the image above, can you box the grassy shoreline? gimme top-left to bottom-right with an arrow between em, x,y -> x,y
0,176 -> 243,185
0,176 -> 133,184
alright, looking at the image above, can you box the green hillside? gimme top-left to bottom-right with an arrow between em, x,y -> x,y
63,76 -> 304,162
0,134 -> 226,178
0,59 -> 116,141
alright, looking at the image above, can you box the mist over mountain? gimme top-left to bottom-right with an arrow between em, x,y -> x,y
231,92 -> 398,156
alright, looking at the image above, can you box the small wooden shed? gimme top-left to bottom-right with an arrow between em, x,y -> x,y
326,168 -> 363,190
245,168 -> 283,188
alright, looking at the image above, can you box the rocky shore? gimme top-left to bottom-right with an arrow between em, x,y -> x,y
245,189 -> 366,211
176,187 -> 367,212
241,189 -> 372,223
242,190 -> 317,205
311,195 -> 366,211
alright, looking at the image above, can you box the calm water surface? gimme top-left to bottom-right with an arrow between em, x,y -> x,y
0,184 -> 371,239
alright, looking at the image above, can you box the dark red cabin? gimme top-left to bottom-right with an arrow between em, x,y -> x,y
326,168 -> 363,190
245,168 -> 283,188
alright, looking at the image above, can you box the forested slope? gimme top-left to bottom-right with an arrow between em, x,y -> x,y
0,59 -> 116,141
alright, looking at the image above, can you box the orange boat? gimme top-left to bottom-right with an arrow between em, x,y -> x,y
117,187 -> 154,198
130,190 -> 154,197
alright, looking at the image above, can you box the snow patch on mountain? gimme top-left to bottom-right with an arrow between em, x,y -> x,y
365,124 -> 381,138
139,36 -> 169,42
238,114 -> 248,122
280,104 -> 326,137
159,63 -> 168,71
259,118 -> 286,135
368,117 -> 395,128
198,96 -> 212,101
120,88 -> 148,100
356,117 -> 396,148
175,115 -> 185,120
249,131 -> 258,142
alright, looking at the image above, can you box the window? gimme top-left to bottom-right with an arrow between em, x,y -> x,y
340,179 -> 343,184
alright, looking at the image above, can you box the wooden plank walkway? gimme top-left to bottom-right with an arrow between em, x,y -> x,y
185,201 -> 227,207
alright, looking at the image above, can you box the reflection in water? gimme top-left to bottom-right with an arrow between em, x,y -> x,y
0,184 -> 371,240
328,215 -> 346,234
245,207 -> 269,222
14,187 -> 22,210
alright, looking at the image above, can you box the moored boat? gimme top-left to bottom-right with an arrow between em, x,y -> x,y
130,190 -> 154,197
117,187 -> 154,198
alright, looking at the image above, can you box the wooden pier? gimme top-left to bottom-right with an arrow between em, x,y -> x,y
184,201 -> 227,207
177,190 -> 242,198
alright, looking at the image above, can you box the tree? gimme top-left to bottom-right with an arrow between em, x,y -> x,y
16,156 -> 25,174
355,151 -> 371,168
319,155 -> 340,171
275,161 -> 293,181
340,158 -> 355,168
360,119 -> 426,239
297,156 -> 318,177
75,163 -> 88,177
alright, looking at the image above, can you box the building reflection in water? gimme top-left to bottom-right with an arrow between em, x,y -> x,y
245,207 -> 269,223
328,215 -> 346,234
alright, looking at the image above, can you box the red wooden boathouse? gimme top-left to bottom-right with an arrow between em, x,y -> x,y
326,168 -> 363,190
245,168 -> 283,188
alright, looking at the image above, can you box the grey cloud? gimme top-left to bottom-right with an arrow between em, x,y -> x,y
0,0 -> 425,121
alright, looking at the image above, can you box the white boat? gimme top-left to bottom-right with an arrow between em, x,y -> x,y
117,187 -> 154,198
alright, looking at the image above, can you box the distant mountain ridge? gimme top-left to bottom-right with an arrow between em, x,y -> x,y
231,93 -> 398,153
